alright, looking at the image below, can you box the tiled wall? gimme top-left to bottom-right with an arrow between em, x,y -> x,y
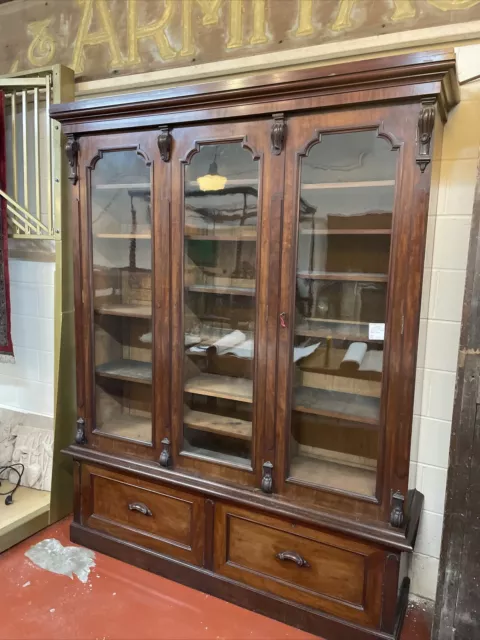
409,45 -> 480,600
0,258 -> 54,418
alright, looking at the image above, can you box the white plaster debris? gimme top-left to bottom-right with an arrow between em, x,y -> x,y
50,609 -> 55,613
22,581 -> 31,588
25,539 -> 96,584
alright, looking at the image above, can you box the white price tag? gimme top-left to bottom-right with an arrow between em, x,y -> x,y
368,323 -> 385,341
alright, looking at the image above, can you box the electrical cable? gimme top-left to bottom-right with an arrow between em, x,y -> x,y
0,463 -> 24,505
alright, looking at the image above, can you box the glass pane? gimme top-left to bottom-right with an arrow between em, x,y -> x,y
182,143 -> 259,468
91,150 -> 152,444
290,130 -> 398,497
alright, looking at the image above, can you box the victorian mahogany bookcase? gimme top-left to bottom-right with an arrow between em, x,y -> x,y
51,50 -> 458,640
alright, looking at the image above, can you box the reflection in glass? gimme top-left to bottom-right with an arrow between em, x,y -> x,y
91,150 -> 153,443
182,143 -> 259,467
289,131 -> 398,496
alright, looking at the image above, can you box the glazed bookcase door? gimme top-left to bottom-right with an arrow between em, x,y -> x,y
276,105 -> 423,521
171,120 -> 277,487
77,131 -> 166,460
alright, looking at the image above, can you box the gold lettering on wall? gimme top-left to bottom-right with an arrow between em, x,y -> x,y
391,0 -> 416,21
27,18 -> 56,67
127,0 -> 176,65
293,0 -> 314,37
226,0 -> 269,49
427,0 -> 480,9
3,0 -> 480,79
331,0 -> 357,31
180,0 -> 222,57
197,0 -> 222,25
250,0 -> 269,45
72,0 -> 124,74
227,0 -> 243,48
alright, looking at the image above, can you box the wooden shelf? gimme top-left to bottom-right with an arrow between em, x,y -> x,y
95,233 -> 151,239
294,386 -> 380,426
299,228 -> 391,236
95,183 -> 150,190
96,359 -> 152,384
97,414 -> 152,442
302,180 -> 395,190
185,232 -> 256,241
186,284 -> 256,296
297,271 -> 388,283
188,179 -> 258,187
0,482 -> 50,553
95,303 -> 151,318
182,442 -> 251,468
184,409 -> 252,441
295,325 -> 379,343
290,454 -> 376,496
185,374 -> 253,403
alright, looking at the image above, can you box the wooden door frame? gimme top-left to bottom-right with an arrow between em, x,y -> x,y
433,155 -> 480,639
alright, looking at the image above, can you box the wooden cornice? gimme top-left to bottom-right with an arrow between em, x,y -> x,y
51,50 -> 459,133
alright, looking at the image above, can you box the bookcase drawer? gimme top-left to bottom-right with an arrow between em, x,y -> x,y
213,502 -> 386,628
81,464 -> 205,566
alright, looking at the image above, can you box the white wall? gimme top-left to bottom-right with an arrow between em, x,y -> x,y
0,258 -> 54,417
409,44 -> 480,600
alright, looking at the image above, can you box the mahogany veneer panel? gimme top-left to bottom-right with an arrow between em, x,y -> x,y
82,465 -> 204,565
214,502 -> 385,628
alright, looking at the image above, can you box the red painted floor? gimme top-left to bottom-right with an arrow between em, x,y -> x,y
0,518 -> 431,640
0,518 -> 314,640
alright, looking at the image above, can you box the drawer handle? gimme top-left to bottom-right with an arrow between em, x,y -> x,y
276,550 -> 310,568
128,502 -> 153,517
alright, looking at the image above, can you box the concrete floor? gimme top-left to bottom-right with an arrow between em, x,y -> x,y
0,518 -> 432,640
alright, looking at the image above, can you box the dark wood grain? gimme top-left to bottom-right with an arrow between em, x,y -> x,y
51,50 -> 458,132
82,464 -> 204,565
214,501 -> 385,627
59,53 -> 459,640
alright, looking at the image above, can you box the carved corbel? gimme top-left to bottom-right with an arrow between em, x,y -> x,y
416,100 -> 436,173
271,113 -> 286,155
65,135 -> 79,185
157,126 -> 172,162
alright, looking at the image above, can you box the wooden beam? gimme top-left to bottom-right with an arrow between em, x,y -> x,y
433,154 -> 480,639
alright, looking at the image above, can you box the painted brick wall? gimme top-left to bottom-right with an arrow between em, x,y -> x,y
409,45 -> 480,600
0,258 -> 54,417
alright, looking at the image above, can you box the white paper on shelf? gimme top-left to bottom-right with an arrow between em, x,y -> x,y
293,342 -> 321,362
212,330 -> 247,355
368,323 -> 385,341
359,350 -> 384,373
140,332 -> 152,344
341,342 -> 368,367
227,339 -> 255,359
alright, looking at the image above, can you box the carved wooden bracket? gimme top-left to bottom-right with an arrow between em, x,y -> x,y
75,417 -> 87,445
158,126 -> 172,162
271,113 -> 286,155
261,461 -> 274,493
416,100 -> 436,173
390,490 -> 405,528
159,437 -> 171,467
65,135 -> 79,185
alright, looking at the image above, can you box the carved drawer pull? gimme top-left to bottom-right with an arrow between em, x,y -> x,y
128,502 -> 153,517
276,550 -> 310,568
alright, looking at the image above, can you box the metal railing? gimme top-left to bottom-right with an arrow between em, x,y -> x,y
1,73 -> 55,238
